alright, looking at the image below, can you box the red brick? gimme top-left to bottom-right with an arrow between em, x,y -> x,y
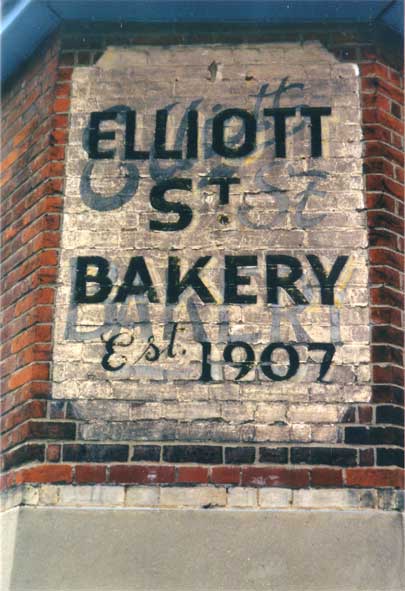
0,355 -> 17,378
0,472 -> 16,491
371,324 -> 403,347
360,62 -> 390,79
359,449 -> 375,466
371,345 -> 404,366
55,83 -> 71,98
109,465 -> 175,484
76,464 -> 107,484
0,474 -> 7,491
0,167 -> 13,189
391,130 -> 404,149
367,77 -> 404,104
394,166 -> 404,184
1,420 -> 75,452
7,363 -> 49,390
52,114 -> 69,129
370,286 -> 404,309
369,249 -> 403,271
13,287 -> 55,317
52,98 -> 70,113
176,466 -> 209,484
370,307 -> 402,327
18,213 -> 60,245
377,108 -> 404,136
373,365 -> 404,384
15,464 -> 73,485
311,468 -> 343,487
17,342 -> 53,367
49,146 -> 66,162
12,119 -> 39,148
345,468 -> 404,488
57,67 -> 73,82
1,142 -> 28,171
47,444 -> 61,462
362,109 -> 377,125
0,382 -> 51,415
1,399 -> 46,434
210,466 -> 240,484
364,141 -> 403,166
368,228 -> 397,249
367,211 -> 404,235
364,157 -> 394,177
241,467 -> 309,488
385,67 -> 402,86
369,266 -> 401,290
38,161 -> 65,181
358,406 -> 373,424
366,174 -> 405,199
51,129 -> 68,145
366,192 -> 396,214
362,124 -> 391,143
3,249 -> 59,292
10,326 -> 52,354
1,308 -> 54,346
381,177 -> 405,200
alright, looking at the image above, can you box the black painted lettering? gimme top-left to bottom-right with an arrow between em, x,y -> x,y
167,256 -> 216,304
223,341 -> 255,380
101,332 -> 133,372
307,254 -> 348,304
154,109 -> 183,159
260,342 -> 299,381
207,177 -> 241,205
74,256 -> 112,303
199,341 -> 213,382
125,110 -> 150,160
149,179 -> 193,232
266,255 -> 309,305
301,107 -> 332,157
212,108 -> 256,158
308,342 -> 336,382
114,257 -> 159,303
263,108 -> 296,158
88,111 -> 117,159
186,110 -> 199,159
224,255 -> 257,304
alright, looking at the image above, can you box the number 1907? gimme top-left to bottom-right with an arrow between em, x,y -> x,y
199,341 -> 336,383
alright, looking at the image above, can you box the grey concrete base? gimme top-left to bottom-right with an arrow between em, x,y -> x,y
1,507 -> 404,591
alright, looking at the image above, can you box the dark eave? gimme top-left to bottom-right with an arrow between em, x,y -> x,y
1,0 -> 404,82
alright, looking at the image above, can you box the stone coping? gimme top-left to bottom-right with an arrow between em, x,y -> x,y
1,484 -> 403,512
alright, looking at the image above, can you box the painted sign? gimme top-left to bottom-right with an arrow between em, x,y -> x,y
53,43 -> 370,442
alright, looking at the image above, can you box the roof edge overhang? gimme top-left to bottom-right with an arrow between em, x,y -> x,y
1,0 -> 404,84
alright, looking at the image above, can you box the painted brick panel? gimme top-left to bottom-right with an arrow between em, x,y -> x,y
52,43 -> 371,450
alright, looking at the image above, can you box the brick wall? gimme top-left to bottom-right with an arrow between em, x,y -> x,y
1,25 -> 403,502
1,33 -> 69,489
361,58 -> 404,474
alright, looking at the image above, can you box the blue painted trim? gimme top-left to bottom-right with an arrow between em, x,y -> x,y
1,0 -> 403,83
1,0 -> 60,82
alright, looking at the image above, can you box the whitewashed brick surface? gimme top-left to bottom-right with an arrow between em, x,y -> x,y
52,43 -> 370,443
